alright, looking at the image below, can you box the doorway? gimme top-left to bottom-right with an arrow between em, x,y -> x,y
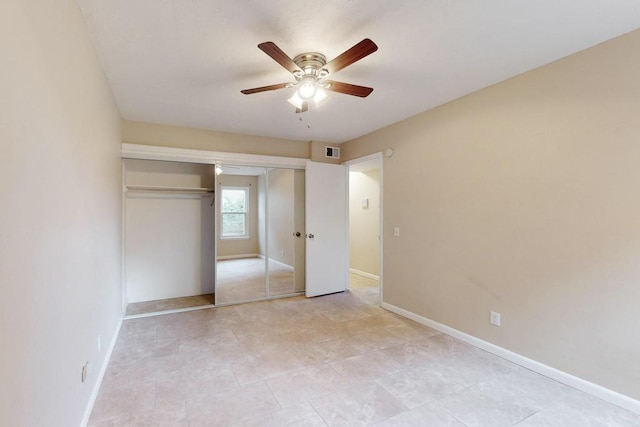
346,154 -> 383,301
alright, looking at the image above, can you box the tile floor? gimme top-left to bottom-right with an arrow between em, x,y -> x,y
89,275 -> 640,426
216,257 -> 297,304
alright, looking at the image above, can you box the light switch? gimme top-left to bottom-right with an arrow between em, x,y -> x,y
490,311 -> 501,326
393,227 -> 400,237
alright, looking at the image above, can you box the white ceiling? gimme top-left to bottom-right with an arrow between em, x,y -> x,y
76,0 -> 640,144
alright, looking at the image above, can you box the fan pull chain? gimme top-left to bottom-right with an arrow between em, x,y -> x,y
298,103 -> 312,128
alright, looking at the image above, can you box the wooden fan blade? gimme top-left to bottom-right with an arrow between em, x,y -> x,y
258,42 -> 302,74
324,81 -> 374,97
325,38 -> 378,74
241,83 -> 289,95
295,101 -> 309,114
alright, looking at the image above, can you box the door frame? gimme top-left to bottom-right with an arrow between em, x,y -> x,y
343,152 -> 384,304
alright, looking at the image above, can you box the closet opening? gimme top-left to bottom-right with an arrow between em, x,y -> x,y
121,157 -> 306,317
123,159 -> 216,316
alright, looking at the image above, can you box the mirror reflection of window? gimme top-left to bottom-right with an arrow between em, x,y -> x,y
216,169 -> 266,304
221,187 -> 249,238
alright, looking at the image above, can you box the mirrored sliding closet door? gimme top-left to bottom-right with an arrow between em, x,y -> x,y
267,168 -> 306,296
215,166 -> 305,305
215,166 -> 267,304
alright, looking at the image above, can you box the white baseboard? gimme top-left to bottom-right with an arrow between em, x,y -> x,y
349,268 -> 380,281
268,257 -> 294,271
256,254 -> 294,271
81,317 -> 123,426
218,253 -> 293,271
381,302 -> 640,415
217,253 -> 260,260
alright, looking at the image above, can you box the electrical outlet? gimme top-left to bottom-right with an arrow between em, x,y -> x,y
490,311 -> 501,327
393,227 -> 400,237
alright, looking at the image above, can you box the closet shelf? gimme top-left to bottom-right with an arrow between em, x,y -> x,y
124,185 -> 214,194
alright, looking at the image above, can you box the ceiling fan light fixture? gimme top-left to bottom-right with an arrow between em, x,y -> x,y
287,92 -> 305,109
297,78 -> 317,100
313,88 -> 328,105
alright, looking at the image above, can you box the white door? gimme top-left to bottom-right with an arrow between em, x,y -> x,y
305,161 -> 348,297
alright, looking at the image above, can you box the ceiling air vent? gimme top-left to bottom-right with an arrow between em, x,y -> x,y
325,146 -> 340,159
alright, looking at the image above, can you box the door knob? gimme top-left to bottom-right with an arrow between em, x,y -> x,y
307,233 -> 314,239
294,232 -> 301,237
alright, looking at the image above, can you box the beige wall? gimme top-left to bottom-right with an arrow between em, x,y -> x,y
217,174 -> 260,257
0,0 -> 122,425
349,169 -> 380,276
342,29 -> 640,400
123,120 -> 311,159
122,121 -> 344,164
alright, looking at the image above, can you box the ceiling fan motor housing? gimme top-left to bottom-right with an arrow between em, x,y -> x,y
292,52 -> 328,78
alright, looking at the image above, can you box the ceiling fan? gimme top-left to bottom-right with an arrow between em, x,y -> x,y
241,39 -> 378,113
